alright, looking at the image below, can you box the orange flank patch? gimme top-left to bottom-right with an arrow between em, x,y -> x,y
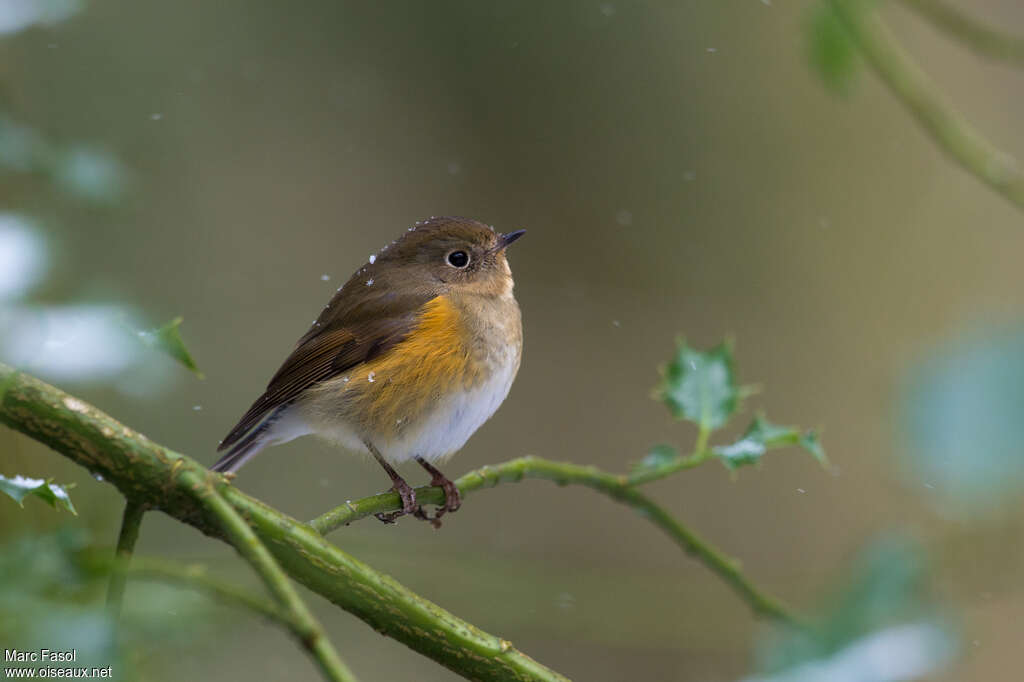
345,296 -> 480,434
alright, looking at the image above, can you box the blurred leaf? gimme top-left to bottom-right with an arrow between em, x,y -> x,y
3,304 -> 162,385
901,326 -> 1024,516
658,339 -> 738,432
745,622 -> 953,682
798,431 -> 827,465
0,213 -> 47,301
745,536 -> 956,682
54,146 -> 126,202
137,316 -> 204,378
0,528 -> 215,679
713,416 -> 826,471
0,474 -> 77,514
630,444 -> 679,477
0,119 -> 125,203
806,1 -> 860,93
0,0 -> 83,36
713,433 -> 767,469
0,529 -> 119,673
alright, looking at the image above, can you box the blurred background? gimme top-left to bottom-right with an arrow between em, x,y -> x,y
2,1 -> 1024,680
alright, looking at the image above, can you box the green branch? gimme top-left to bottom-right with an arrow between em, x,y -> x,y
310,456 -> 803,627
182,469 -> 357,682
900,0 -> 1024,65
106,500 -> 146,615
0,363 -> 567,682
828,0 -> 1024,210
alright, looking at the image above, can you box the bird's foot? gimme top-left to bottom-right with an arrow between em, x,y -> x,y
412,469 -> 462,529
374,477 -> 417,524
435,474 -> 462,513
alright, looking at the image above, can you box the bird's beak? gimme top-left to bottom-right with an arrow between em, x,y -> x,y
497,229 -> 526,250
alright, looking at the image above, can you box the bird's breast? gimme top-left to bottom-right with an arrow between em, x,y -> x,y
301,293 -> 522,462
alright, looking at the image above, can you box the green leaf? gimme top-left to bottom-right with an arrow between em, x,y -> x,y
749,536 -> 955,681
746,415 -> 802,447
658,339 -> 738,433
0,474 -> 77,514
713,415 -> 826,471
630,444 -> 679,477
714,436 -> 768,470
799,430 -> 828,465
806,1 -> 860,94
137,316 -> 204,378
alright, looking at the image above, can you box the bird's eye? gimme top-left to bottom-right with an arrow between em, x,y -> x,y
447,250 -> 470,268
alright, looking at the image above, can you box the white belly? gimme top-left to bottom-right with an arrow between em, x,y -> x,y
295,342 -> 521,464
376,344 -> 520,463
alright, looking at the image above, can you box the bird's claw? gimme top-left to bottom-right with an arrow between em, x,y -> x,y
412,475 -> 462,529
374,478 -> 417,524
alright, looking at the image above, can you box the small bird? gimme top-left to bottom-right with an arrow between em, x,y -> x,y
212,216 -> 525,525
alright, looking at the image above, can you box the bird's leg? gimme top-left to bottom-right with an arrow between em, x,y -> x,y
413,456 -> 461,528
365,440 -> 416,524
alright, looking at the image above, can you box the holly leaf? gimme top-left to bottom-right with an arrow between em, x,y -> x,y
713,415 -> 827,471
714,435 -> 769,470
0,474 -> 77,514
137,316 -> 203,378
658,339 -> 738,433
746,536 -> 954,682
630,444 -> 679,478
799,430 -> 828,465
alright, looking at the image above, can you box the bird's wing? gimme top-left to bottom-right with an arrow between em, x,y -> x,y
217,290 -> 437,452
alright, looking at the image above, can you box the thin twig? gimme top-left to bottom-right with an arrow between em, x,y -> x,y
827,0 -> 1024,210
93,554 -> 300,630
182,469 -> 358,682
628,450 -> 714,486
309,456 -> 804,627
106,500 -> 146,616
900,0 -> 1024,65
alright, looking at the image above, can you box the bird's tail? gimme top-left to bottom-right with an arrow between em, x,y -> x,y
211,426 -> 269,472
211,410 -> 280,473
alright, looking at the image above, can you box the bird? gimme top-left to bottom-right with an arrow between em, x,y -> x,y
212,216 -> 525,526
